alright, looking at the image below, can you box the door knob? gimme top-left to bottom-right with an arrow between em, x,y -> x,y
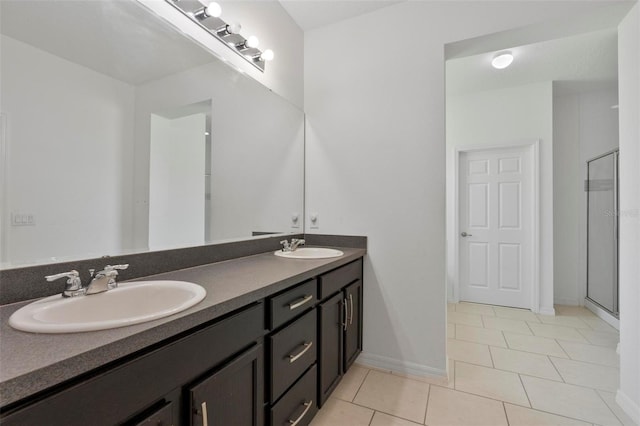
461,232 -> 473,237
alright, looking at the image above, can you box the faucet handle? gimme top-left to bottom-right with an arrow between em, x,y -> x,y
280,240 -> 291,251
97,264 -> 129,276
103,264 -> 129,271
45,270 -> 83,296
45,270 -> 80,283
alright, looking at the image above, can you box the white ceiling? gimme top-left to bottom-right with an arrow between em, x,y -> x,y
278,0 -> 403,31
446,28 -> 618,96
0,0 -> 215,85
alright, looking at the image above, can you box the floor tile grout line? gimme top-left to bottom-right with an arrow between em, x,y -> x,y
525,320 -> 535,335
502,401 -> 510,426
487,343 -> 496,368
455,331 -> 619,366
517,373 -> 533,408
449,357 -> 620,423
547,354 -> 567,383
423,380 -> 432,425
450,366 -> 617,423
352,368 -> 372,402
367,410 -> 375,426
555,337 -> 574,359
506,400 -> 607,426
594,387 -> 625,426
450,335 -> 508,349
346,399 -> 425,425
453,360 -> 620,399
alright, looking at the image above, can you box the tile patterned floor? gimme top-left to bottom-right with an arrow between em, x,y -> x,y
310,303 -> 636,426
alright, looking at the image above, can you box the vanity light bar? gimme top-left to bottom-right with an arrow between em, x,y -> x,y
166,0 -> 273,72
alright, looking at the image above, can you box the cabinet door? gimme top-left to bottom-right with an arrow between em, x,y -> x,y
343,280 -> 362,370
318,292 -> 343,407
189,344 -> 264,426
132,402 -> 174,426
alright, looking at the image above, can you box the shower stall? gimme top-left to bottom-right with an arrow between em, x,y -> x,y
586,150 -> 619,318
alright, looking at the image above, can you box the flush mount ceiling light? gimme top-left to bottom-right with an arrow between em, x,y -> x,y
491,52 -> 514,69
167,0 -> 274,72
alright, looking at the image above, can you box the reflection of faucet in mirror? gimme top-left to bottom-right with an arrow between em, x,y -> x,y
45,264 -> 129,297
280,239 -> 305,252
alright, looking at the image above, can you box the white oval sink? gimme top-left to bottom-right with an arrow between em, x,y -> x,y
274,247 -> 344,259
9,281 -> 206,333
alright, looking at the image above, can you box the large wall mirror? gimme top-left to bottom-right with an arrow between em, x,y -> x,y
0,0 -> 304,268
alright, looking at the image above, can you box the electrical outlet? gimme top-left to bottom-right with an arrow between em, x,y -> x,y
310,213 -> 319,229
11,213 -> 35,226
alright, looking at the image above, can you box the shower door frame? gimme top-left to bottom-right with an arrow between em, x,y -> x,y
586,149 -> 619,318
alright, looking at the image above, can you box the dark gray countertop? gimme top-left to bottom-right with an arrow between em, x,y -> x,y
0,247 -> 365,408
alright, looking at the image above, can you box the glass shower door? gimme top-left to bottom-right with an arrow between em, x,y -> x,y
586,151 -> 618,316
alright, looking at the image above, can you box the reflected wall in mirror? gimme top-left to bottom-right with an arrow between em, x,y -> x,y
0,0 -> 304,268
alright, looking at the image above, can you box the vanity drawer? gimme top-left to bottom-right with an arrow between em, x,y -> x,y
270,365 -> 318,426
318,258 -> 362,300
269,309 -> 317,402
269,279 -> 317,330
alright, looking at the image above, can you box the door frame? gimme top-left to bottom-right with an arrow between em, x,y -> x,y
451,140 -> 541,313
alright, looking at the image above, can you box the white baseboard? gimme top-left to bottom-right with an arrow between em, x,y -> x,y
584,298 -> 619,330
538,306 -> 556,316
554,298 -> 580,306
356,352 -> 447,379
616,390 -> 640,425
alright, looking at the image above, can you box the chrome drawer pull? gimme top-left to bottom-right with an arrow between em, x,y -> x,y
288,342 -> 313,363
349,294 -> 354,325
343,299 -> 348,331
201,402 -> 209,426
288,400 -> 313,426
289,294 -> 313,310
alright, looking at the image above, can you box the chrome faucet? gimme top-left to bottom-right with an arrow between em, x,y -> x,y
45,264 -> 129,298
91,264 -> 129,291
290,238 -> 305,251
280,238 -> 305,252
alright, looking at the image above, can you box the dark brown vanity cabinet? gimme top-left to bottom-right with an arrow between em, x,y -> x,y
133,401 -> 174,426
317,259 -> 363,407
0,303 -> 265,426
189,344 -> 264,426
0,256 -> 364,426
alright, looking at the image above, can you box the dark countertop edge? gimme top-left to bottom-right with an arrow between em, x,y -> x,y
0,247 -> 366,409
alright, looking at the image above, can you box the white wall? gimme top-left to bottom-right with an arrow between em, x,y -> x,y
133,59 -> 304,247
446,82 -> 554,313
149,113 -> 206,250
0,35 -> 135,266
304,0 -> 620,376
553,87 -> 619,306
617,4 -> 640,423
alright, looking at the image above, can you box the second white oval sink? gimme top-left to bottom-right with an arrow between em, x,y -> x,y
274,247 -> 344,259
9,281 -> 206,334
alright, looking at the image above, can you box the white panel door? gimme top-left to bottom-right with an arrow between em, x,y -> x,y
459,146 -> 532,309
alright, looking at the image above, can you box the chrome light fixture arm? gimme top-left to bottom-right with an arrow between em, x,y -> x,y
166,0 -> 274,72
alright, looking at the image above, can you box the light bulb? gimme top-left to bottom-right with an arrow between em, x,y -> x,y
260,49 -> 274,61
246,36 -> 259,48
491,52 -> 513,69
205,2 -> 221,18
227,22 -> 241,34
